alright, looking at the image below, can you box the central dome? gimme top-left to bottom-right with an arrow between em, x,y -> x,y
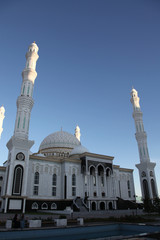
39,131 -> 81,153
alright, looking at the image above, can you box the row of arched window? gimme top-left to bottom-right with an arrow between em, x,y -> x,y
91,201 -> 113,210
143,178 -> 157,199
32,202 -> 57,210
89,166 -> 112,176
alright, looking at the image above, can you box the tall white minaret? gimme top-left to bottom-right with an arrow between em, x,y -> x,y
75,125 -> 81,141
0,105 -> 5,138
4,43 -> 39,213
130,88 -> 158,200
14,42 -> 39,139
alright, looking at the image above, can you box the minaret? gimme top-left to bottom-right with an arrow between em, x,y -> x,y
0,105 -> 5,138
130,88 -> 158,200
75,125 -> 81,141
14,42 -> 39,139
4,43 -> 39,213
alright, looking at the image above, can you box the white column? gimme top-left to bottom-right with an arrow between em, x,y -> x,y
104,172 -> 107,196
86,171 -> 90,197
4,197 -> 8,213
95,171 -> 98,196
23,199 -> 26,213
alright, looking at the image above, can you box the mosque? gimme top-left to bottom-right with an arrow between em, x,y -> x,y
0,42 -> 158,213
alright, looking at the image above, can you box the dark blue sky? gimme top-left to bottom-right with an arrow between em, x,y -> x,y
0,0 -> 160,196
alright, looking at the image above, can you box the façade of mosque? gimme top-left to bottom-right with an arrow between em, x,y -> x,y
0,42 -> 157,213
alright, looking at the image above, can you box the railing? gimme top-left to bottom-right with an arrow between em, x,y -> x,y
73,197 -> 80,211
82,198 -> 89,211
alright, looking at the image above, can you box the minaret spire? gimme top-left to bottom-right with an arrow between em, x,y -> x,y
75,125 -> 81,141
14,42 -> 39,139
130,88 -> 158,200
0,105 -> 5,138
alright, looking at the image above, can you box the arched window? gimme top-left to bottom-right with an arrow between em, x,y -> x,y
127,180 -> 130,189
151,179 -> 157,198
22,85 -> 25,95
91,202 -> 96,210
51,203 -> 57,210
102,192 -> 105,197
52,174 -> 57,196
41,202 -> 48,210
106,168 -> 111,177
98,165 -> 104,176
33,172 -> 39,195
93,191 -> 97,197
72,174 -> 76,186
127,180 -> 131,198
72,174 -> 76,196
32,202 -> 38,210
141,171 -> 146,177
150,171 -> 153,177
17,117 -> 20,129
90,167 -> 96,186
27,84 -> 30,96
52,174 -> 57,186
143,179 -> 149,199
100,202 -> 105,210
34,172 -> 39,184
12,165 -> 23,195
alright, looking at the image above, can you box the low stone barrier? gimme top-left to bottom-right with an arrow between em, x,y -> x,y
54,219 -> 67,227
77,218 -> 84,225
5,220 -> 12,229
29,220 -> 41,228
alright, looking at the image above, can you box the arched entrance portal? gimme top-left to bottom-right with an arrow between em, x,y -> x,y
100,202 -> 105,210
91,202 -> 96,210
151,179 -> 157,198
108,202 -> 113,210
143,179 -> 149,199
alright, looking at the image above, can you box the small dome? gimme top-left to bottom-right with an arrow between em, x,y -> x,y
39,131 -> 81,152
70,145 -> 89,155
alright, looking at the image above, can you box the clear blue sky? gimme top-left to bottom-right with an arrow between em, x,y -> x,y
0,0 -> 160,196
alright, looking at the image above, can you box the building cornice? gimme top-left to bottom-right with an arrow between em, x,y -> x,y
80,152 -> 114,160
30,155 -> 81,164
0,166 -> 6,171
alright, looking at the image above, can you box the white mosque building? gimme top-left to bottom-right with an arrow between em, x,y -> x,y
0,42 -> 152,213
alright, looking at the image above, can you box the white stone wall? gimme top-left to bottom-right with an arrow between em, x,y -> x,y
27,159 -> 61,199
0,169 -> 6,210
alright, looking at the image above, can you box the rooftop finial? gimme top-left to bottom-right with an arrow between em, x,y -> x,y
75,125 -> 81,141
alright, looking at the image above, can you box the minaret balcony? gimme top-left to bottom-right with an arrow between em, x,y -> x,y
22,68 -> 37,84
16,95 -> 34,110
135,131 -> 147,141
